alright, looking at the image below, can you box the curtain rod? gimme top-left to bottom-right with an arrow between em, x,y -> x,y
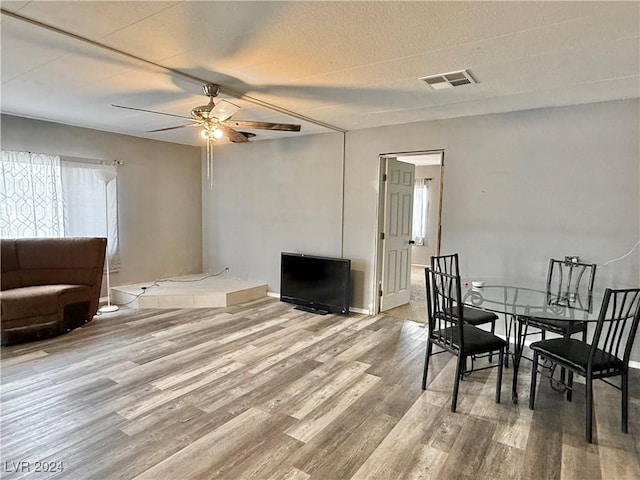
61,156 -> 123,166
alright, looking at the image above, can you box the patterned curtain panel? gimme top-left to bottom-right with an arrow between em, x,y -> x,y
0,150 -> 64,237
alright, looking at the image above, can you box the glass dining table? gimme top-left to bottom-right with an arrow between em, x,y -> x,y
460,279 -> 604,404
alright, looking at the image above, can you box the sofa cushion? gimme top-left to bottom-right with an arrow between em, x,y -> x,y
1,314 -> 60,336
1,240 -> 21,291
0,284 -> 92,321
17,237 -> 105,269
16,237 -> 105,287
1,237 -> 106,292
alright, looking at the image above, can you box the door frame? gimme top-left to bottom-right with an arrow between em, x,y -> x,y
373,149 -> 445,314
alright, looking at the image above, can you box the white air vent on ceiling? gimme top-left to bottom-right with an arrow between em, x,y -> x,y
420,70 -> 476,90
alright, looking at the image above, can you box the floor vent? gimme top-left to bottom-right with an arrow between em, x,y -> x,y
420,70 -> 476,90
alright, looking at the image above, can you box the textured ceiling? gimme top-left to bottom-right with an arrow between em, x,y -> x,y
1,1 -> 639,146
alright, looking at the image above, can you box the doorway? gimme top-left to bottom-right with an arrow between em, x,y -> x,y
375,150 -> 444,317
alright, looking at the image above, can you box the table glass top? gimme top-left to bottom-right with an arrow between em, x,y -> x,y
460,279 -> 605,322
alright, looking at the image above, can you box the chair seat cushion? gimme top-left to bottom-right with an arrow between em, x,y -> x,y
1,284 -> 92,321
530,338 -> 624,374
459,306 -> 498,325
526,316 -> 586,335
442,306 -> 498,326
432,325 -> 507,356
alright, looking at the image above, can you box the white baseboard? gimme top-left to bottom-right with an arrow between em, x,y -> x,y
349,307 -> 370,315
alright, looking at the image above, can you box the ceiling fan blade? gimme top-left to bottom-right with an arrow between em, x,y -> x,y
147,123 -> 199,133
222,120 -> 301,132
210,100 -> 241,122
112,104 -> 192,120
219,126 -> 249,143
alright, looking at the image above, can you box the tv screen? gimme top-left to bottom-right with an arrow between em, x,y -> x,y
280,252 -> 350,315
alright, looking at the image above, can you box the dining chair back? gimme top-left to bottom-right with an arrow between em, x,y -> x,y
425,267 -> 462,351
590,288 -> 640,373
525,259 -> 597,343
431,253 -> 460,277
422,268 -> 506,412
529,288 -> 640,443
546,259 -> 597,312
430,253 -> 498,327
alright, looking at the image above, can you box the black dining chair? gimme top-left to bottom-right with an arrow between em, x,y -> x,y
422,268 -> 507,412
526,259 -> 597,342
431,253 -> 500,363
528,288 -> 640,443
431,253 -> 499,332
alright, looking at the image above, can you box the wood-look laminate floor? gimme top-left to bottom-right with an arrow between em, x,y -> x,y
2,298 -> 640,480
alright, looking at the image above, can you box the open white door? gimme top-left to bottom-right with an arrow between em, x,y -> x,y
379,157 -> 415,312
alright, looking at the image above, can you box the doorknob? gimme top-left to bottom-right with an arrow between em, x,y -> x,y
408,240 -> 416,245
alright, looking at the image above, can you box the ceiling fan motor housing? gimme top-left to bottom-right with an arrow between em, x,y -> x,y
202,84 -> 221,98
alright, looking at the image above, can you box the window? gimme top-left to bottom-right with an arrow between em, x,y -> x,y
412,178 -> 430,246
0,150 -> 120,270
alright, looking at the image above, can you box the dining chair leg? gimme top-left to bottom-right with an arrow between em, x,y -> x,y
586,374 -> 594,443
490,320 -> 496,336
489,320 -> 496,363
495,347 -> 504,404
421,340 -> 433,390
566,371 -> 573,402
529,352 -> 539,410
452,355 -> 464,412
559,332 -> 570,388
505,315 -> 513,369
622,368 -> 629,433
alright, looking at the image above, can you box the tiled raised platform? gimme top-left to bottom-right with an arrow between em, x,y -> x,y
110,274 -> 268,309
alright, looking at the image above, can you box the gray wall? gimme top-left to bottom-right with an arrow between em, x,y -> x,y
1,114 -> 203,288
344,99 -> 639,312
202,99 -> 638,315
202,132 -> 345,291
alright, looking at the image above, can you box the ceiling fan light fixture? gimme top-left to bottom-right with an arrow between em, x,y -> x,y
201,126 -> 224,140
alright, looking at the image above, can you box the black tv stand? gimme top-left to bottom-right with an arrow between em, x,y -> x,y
294,305 -> 329,315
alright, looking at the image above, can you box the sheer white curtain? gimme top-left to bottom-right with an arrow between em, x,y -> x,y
0,150 -> 64,237
61,160 -> 120,271
412,178 -> 430,246
0,150 -> 119,270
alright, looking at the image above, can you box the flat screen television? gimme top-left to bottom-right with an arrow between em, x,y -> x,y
280,252 -> 351,315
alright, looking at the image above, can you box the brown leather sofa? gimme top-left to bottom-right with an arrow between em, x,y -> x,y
1,237 -> 107,346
